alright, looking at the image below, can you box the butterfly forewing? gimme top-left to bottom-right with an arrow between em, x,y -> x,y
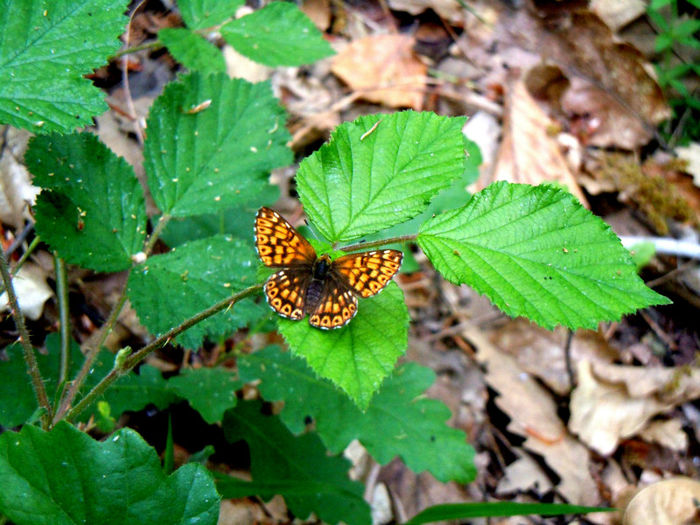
255,207 -> 317,267
332,250 -> 403,298
264,270 -> 311,320
308,276 -> 358,330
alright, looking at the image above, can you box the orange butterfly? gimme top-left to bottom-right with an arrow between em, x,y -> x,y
254,207 -> 403,329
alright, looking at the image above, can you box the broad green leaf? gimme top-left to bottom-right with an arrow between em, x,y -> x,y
221,2 -> 334,67
405,502 -> 615,525
0,422 -> 219,525
0,335 -> 175,427
239,347 -> 476,483
168,367 -> 241,424
222,400 -> 370,525
297,112 -> 467,243
417,182 -> 671,330
159,28 -> 226,73
143,72 -> 291,217
178,0 -> 243,29
277,282 -> 408,409
127,235 -> 264,349
27,133 -> 147,272
0,0 -> 127,133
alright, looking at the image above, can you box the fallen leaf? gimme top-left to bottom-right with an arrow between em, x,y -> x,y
484,75 -> 588,206
0,263 -> 53,321
638,419 -> 688,452
0,127 -> 40,228
496,453 -> 553,495
387,0 -> 464,25
676,142 -> 700,187
331,34 -> 427,110
590,0 -> 646,32
301,0 -> 331,31
623,477 -> 700,525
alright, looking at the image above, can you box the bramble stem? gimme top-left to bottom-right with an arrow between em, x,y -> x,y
0,249 -> 53,427
54,254 -> 71,386
337,234 -> 417,253
63,284 -> 262,422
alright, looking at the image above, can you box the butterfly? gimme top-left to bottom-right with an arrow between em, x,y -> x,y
254,207 -> 403,330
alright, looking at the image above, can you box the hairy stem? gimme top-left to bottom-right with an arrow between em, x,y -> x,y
0,250 -> 53,427
64,284 -> 262,422
54,254 -> 71,386
337,234 -> 417,253
0,236 -> 40,296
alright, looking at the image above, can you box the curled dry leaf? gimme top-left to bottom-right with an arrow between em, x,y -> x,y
496,453 -> 553,496
387,0 -> 464,24
569,361 -> 699,456
0,263 -> 52,321
0,127 -> 39,228
623,477 -> 700,525
483,76 -> 588,206
467,326 -> 600,505
331,34 -> 427,110
638,419 -> 688,452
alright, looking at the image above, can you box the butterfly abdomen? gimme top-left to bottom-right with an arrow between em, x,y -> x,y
305,279 -> 325,313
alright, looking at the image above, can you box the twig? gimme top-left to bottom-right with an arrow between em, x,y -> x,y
53,254 -> 71,386
619,235 -> 700,260
338,234 -> 417,253
0,249 -> 52,427
4,221 -> 34,257
63,284 -> 262,422
564,330 -> 575,391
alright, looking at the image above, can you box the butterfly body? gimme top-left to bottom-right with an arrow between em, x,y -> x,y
255,208 -> 403,330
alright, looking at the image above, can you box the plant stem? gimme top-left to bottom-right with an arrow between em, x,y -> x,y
337,234 -> 417,253
53,254 -> 71,386
144,214 -> 171,256
0,236 -> 40,296
63,283 -> 262,422
0,250 -> 53,427
110,40 -> 162,59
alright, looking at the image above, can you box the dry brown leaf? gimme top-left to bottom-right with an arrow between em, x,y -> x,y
468,326 -> 600,505
569,361 -> 679,456
484,76 -> 588,205
496,453 -> 553,495
387,0 -> 464,24
0,127 -> 39,228
0,263 -> 52,321
676,142 -> 700,187
331,34 -> 427,110
623,477 -> 700,525
638,419 -> 688,451
301,0 -> 331,31
590,0 -> 646,32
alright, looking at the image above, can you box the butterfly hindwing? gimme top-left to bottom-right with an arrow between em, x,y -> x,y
264,269 -> 311,320
308,275 -> 358,330
255,207 -> 317,267
332,249 -> 403,298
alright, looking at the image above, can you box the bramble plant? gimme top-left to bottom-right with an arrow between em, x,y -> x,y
0,1 -> 663,524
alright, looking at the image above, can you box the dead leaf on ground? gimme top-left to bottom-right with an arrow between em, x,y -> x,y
387,0 -> 464,25
482,75 -> 588,206
0,263 -> 52,321
638,419 -> 688,451
301,0 -> 331,32
331,34 -> 427,110
467,326 -> 600,505
623,477 -> 700,525
495,453 -> 553,496
676,143 -> 700,187
569,360 -> 699,456
590,0 -> 646,32
0,127 -> 39,228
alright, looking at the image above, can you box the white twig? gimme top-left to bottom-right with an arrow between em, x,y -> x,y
619,236 -> 700,260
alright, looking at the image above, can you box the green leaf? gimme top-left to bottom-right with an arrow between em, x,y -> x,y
0,0 -> 127,134
0,422 -> 219,525
221,2 -> 334,67
143,72 -> 291,217
628,242 -> 656,271
127,235 -> 264,349
239,347 -> 476,483
222,400 -> 370,525
417,182 -> 671,330
26,133 -> 147,272
276,282 -> 408,409
168,367 -> 241,424
159,28 -> 226,73
178,0 -> 243,30
405,502 -> 615,525
297,111 -> 467,243
654,32 -> 675,53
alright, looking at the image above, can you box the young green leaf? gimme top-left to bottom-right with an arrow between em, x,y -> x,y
0,422 -> 219,525
222,400 -> 370,525
168,367 -> 241,424
127,235 -> 264,349
221,2 -> 334,67
0,0 -> 127,134
297,111 -> 467,243
177,0 -> 243,30
143,72 -> 291,217
276,282 -> 408,409
417,182 -> 671,330
159,28 -> 226,73
239,347 -> 476,483
27,133 -> 147,272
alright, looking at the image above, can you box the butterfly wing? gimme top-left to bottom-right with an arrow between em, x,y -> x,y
255,207 -> 316,267
332,249 -> 403,298
308,275 -> 358,330
264,269 -> 311,320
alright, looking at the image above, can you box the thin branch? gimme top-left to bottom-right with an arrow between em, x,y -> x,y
53,254 -> 71,386
0,250 -> 53,427
337,234 -> 417,253
63,284 -> 263,422
619,235 -> 700,260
